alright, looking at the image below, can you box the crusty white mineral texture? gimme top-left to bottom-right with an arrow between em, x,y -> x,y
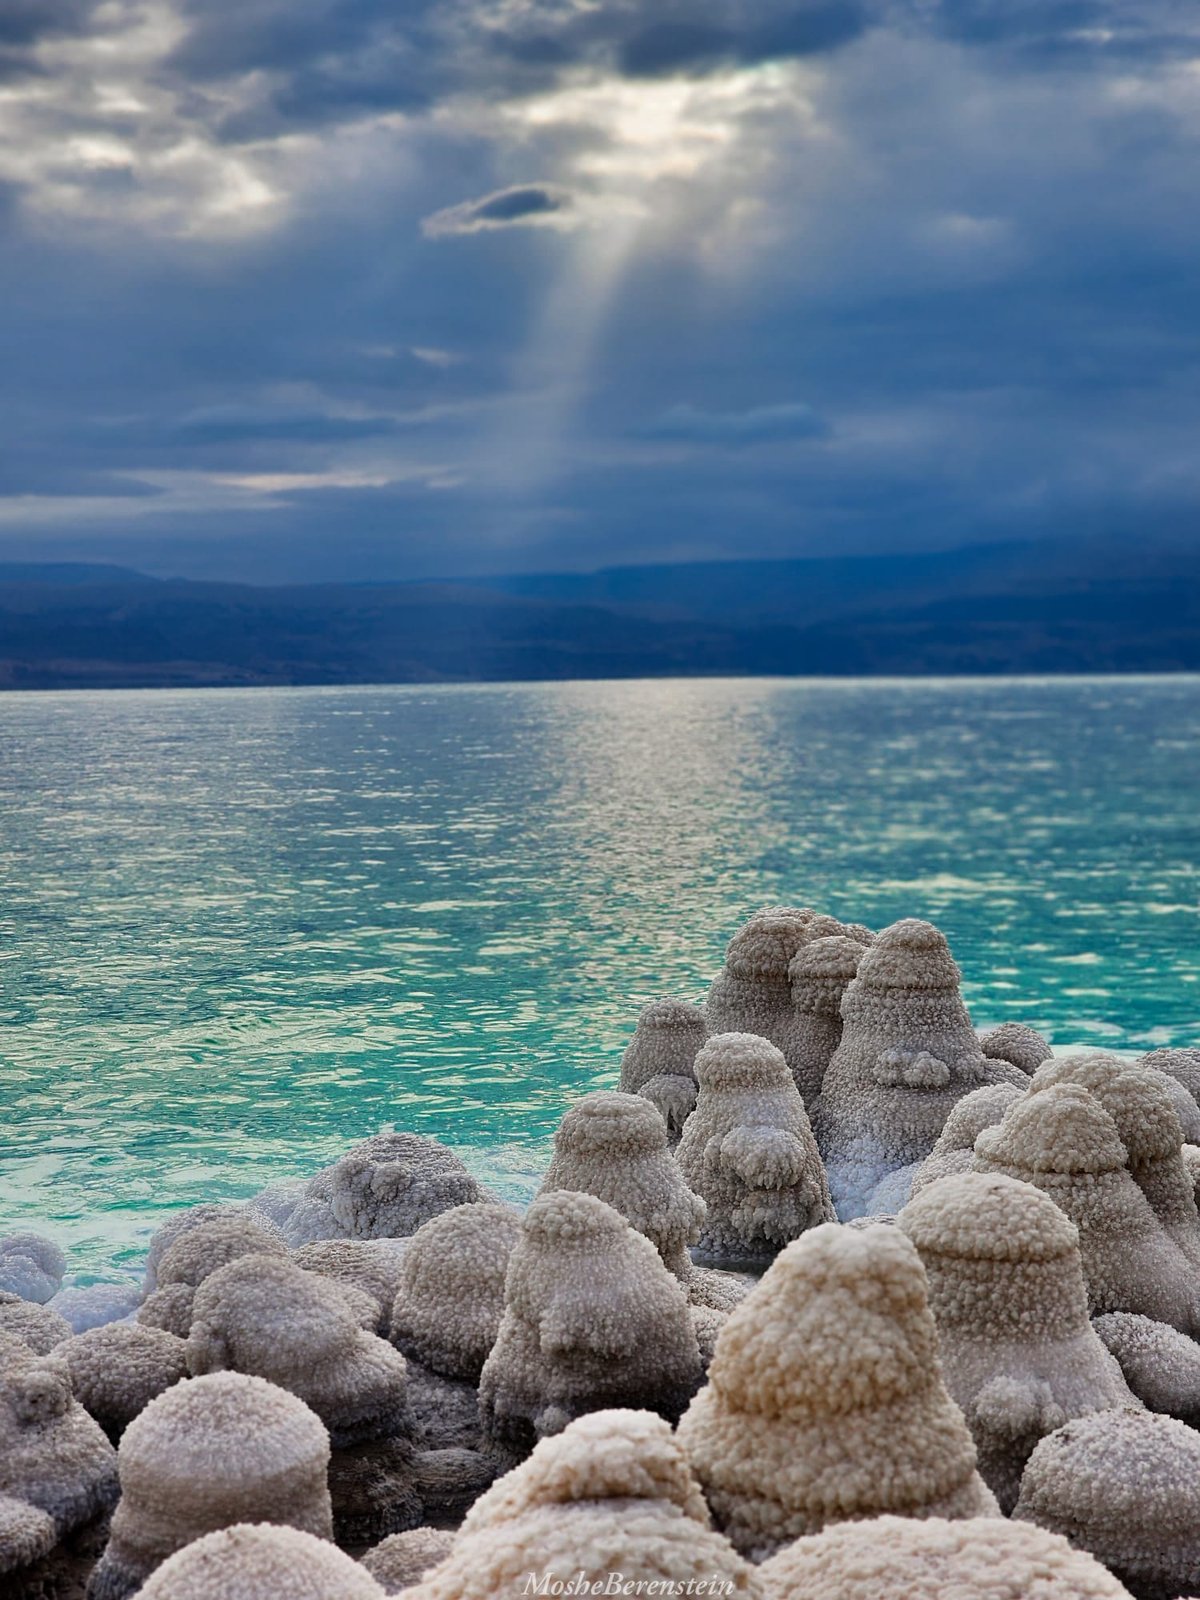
60,1323 -> 189,1443
676,1222 -> 998,1559
136,1524 -> 388,1600
897,1170 -> 1138,1510
618,999 -> 707,1140
676,1032 -> 834,1266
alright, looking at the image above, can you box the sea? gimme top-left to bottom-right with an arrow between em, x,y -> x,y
1,675 -> 1197,1284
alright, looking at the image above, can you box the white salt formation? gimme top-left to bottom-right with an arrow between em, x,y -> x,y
141,1201 -> 268,1295
704,906 -> 816,1051
362,1526 -> 455,1593
814,919 -> 1025,1218
137,1214 -> 288,1337
406,1410 -> 759,1600
48,1281 -> 142,1334
61,1323 -> 189,1442
136,1524 -> 388,1600
1093,1312 -> 1200,1426
293,1239 -> 408,1336
389,1201 -> 521,1452
973,1082 -> 1200,1332
86,1371 -> 333,1599
618,998 -> 708,1140
784,934 -> 866,1104
977,1022 -> 1052,1076
676,1222 -> 997,1559
0,1232 -> 66,1304
1029,1051 -> 1200,1271
539,1091 -> 742,1311
1142,1047 -> 1200,1106
0,1290 -> 71,1353
1015,1409 -> 1200,1600
909,1082 -> 1025,1196
264,1131 -> 495,1248
479,1191 -> 703,1452
0,1329 -> 118,1594
896,1171 -> 1138,1511
757,1514 -> 1133,1599
676,1032 -> 834,1266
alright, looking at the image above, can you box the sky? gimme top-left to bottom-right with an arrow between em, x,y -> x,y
1,0 -> 1199,583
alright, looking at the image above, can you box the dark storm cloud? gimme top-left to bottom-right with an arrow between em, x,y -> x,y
423,185 -> 573,238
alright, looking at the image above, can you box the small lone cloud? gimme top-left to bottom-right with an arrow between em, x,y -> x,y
422,184 -> 574,238
642,402 -> 829,446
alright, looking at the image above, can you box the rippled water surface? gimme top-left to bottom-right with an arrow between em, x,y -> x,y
1,676 -> 1198,1277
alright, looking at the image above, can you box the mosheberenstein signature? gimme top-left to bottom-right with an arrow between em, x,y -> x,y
523,1576 -> 736,1597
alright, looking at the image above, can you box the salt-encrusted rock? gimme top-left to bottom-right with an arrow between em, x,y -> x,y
1184,1143 -> 1200,1205
479,1192 -> 704,1452
757,1514 -> 1133,1599
0,1291 -> 71,1353
909,1082 -> 1026,1196
294,1239 -> 408,1335
676,1222 -> 998,1559
618,999 -> 707,1140
973,1082 -> 1200,1332
0,1233 -> 66,1305
136,1524 -> 387,1600
138,1216 -> 287,1337
49,1281 -> 142,1333
406,1410 -> 760,1600
141,1203 -> 258,1296
1014,1409 -> 1200,1600
538,1092 -> 742,1311
783,935 -> 867,1104
897,1171 -> 1138,1511
978,1023 -> 1053,1076
814,919 -> 1024,1219
362,1526 -> 455,1593
271,1132 -> 495,1248
390,1203 -> 520,1381
704,907 -> 818,1054
1141,1047 -> 1200,1106
1093,1312 -> 1200,1427
86,1372 -> 333,1600
1029,1051 -> 1200,1271
0,1329 -> 118,1538
676,1033 -> 834,1267
60,1323 -> 189,1442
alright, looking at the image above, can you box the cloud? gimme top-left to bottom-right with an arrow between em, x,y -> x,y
642,403 -> 830,445
422,184 -> 575,238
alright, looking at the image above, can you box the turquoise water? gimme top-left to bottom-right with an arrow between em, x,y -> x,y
1,676 -> 1198,1279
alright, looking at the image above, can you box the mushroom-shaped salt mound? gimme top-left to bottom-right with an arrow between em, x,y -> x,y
618,999 -> 707,1141
909,1082 -> 1026,1196
0,1290 -> 71,1352
389,1202 -> 521,1450
1015,1409 -> 1200,1600
978,1022 -> 1053,1076
1029,1051 -> 1200,1271
676,1033 -> 834,1267
896,1171 -> 1138,1511
1141,1047 -> 1200,1106
972,1082 -> 1200,1333
185,1252 -> 470,1543
86,1371 -> 332,1600
0,1232 -> 66,1304
705,907 -> 816,1054
136,1524 -> 388,1600
362,1527 -> 454,1593
407,1410 -> 759,1600
479,1191 -> 703,1452
141,1202 -> 262,1296
0,1329 -> 118,1595
784,935 -> 866,1104
137,1214 -> 287,1337
814,919 -> 1024,1219
1093,1313 -> 1200,1427
293,1239 -> 408,1336
60,1323 -> 189,1443
538,1092 -> 742,1312
676,1222 -> 997,1560
272,1131 -> 495,1248
757,1515 -> 1133,1599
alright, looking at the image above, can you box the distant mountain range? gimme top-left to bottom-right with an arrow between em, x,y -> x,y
0,538 -> 1197,688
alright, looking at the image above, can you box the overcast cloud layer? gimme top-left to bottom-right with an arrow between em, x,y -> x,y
1,0 -> 1199,580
